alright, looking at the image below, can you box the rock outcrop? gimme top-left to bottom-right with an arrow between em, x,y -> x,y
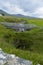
0,48 -> 32,65
0,22 -> 37,32
0,48 -> 40,65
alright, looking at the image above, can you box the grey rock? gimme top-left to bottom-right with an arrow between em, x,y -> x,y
0,22 -> 37,32
0,48 -> 32,65
37,64 -> 40,65
0,48 -> 40,65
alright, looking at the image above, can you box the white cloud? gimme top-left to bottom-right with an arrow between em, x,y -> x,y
0,0 -> 43,18
32,7 -> 43,18
1,1 -> 31,16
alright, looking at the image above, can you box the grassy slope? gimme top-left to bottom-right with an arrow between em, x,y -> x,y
0,16 -> 27,23
26,18 -> 43,27
0,16 -> 43,65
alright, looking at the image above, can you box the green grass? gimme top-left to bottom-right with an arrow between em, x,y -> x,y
0,16 -> 43,26
0,16 -> 43,65
26,18 -> 43,27
0,16 -> 27,23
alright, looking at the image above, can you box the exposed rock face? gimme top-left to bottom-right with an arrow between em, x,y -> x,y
0,48 -> 32,65
0,22 -> 37,32
0,48 -> 40,65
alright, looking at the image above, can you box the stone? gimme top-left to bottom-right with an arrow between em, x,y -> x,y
0,54 -> 6,59
0,48 -> 40,65
0,60 -> 3,65
37,64 -> 40,65
0,22 -> 37,32
10,54 -> 15,59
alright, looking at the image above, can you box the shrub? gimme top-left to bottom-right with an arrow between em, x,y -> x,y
14,33 -> 33,50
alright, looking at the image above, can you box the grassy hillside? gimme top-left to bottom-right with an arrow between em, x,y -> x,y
0,16 -> 43,26
0,16 -> 43,65
0,16 -> 27,22
27,18 -> 43,27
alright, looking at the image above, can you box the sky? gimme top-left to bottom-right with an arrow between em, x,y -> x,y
0,0 -> 43,18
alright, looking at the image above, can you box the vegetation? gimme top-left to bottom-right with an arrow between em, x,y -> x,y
0,16 -> 43,65
0,16 -> 27,23
0,16 -> 43,26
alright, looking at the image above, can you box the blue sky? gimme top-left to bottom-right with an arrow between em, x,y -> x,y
0,0 -> 43,18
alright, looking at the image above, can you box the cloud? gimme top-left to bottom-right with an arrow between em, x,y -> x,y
0,0 -> 43,18
0,1 -> 30,16
0,0 -> 33,16
32,7 -> 43,18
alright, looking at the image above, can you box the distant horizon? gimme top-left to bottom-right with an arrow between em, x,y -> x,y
0,9 -> 42,19
0,0 -> 43,18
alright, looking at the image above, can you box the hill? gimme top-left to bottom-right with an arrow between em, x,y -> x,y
0,10 -> 34,18
0,16 -> 43,65
0,10 -> 26,17
0,10 -> 9,16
